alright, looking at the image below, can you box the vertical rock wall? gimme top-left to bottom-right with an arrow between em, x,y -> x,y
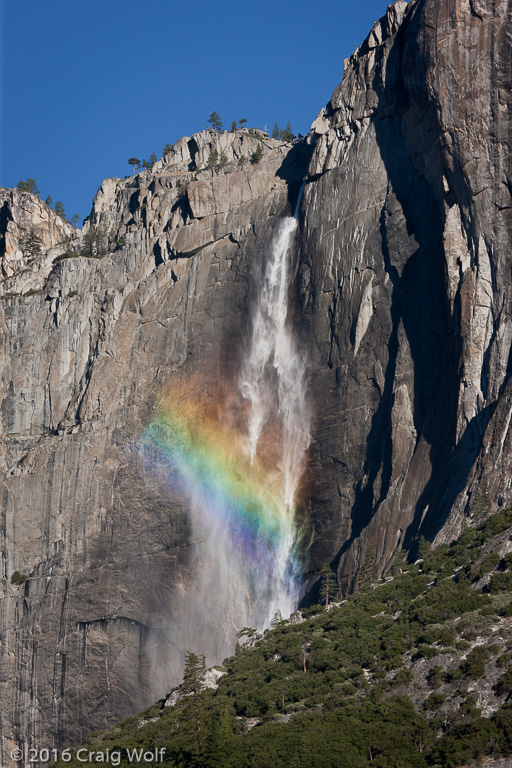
0,134 -> 309,760
297,0 -> 512,591
1,0 -> 512,756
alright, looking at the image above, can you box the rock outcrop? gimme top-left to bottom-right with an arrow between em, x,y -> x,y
0,130 -> 309,763
0,189 -> 74,278
298,0 -> 512,592
1,0 -> 512,760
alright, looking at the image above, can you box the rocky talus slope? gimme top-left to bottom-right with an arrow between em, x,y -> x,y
1,0 -> 512,760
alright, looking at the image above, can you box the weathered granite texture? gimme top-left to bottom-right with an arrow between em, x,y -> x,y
298,0 -> 512,592
1,0 -> 512,758
0,130 -> 309,763
0,189 -> 75,278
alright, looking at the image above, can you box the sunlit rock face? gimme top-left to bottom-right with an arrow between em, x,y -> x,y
1,0 -> 512,759
0,188 -> 75,277
0,129 -> 310,761
299,0 -> 512,590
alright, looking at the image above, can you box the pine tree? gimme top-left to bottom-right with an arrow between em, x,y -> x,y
71,214 -> 80,229
17,178 -> 39,195
128,157 -> 141,175
250,144 -> 263,164
204,717 -> 223,768
272,122 -> 280,139
358,546 -> 377,592
319,563 -> 339,607
207,149 -> 219,168
230,121 -> 237,132
239,118 -> 248,129
95,224 -> 107,256
280,122 -> 295,142
23,231 -> 42,260
220,708 -> 232,740
45,195 -> 54,207
271,609 -> 283,627
81,228 -> 95,257
219,151 -> 228,167
54,201 -> 67,221
142,152 -> 158,171
163,143 -> 172,156
236,626 -> 257,642
182,651 -> 206,767
417,535 -> 431,559
391,548 -> 408,578
208,111 -> 223,132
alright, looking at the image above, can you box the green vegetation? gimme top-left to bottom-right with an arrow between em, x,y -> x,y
357,545 -> 377,591
80,225 -> 108,258
17,181 -> 70,223
207,149 -> 219,168
51,509 -> 512,768
271,122 -> 295,142
208,111 -> 223,132
250,144 -> 263,164
460,646 -> 489,679
11,570 -> 27,585
54,201 -> 67,221
490,571 -> 512,592
318,563 -> 338,607
141,152 -> 158,171
67,290 -> 78,297
128,157 -> 141,175
176,178 -> 187,197
23,231 -> 42,260
17,178 -> 40,195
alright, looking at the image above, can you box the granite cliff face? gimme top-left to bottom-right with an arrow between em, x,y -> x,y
1,0 -> 511,759
0,189 -> 74,278
299,0 -> 512,591
0,128 -> 310,762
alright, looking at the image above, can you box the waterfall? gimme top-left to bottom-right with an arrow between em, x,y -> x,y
239,186 -> 310,624
141,189 -> 310,674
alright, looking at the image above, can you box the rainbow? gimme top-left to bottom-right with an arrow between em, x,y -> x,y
139,386 -> 303,626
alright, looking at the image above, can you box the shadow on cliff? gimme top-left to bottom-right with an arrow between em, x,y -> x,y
276,139 -> 315,213
329,1 -> 496,585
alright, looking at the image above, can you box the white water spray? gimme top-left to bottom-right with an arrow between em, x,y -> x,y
143,191 -> 311,685
240,188 -> 310,623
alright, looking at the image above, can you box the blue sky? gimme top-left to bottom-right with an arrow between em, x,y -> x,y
1,0 -> 397,224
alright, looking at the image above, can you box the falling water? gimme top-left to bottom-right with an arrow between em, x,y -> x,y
239,186 -> 310,624
140,189 -> 310,674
